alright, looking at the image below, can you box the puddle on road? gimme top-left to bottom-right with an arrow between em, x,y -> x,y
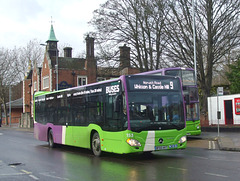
8,163 -> 23,166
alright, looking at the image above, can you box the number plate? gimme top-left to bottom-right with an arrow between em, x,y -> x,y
155,146 -> 168,150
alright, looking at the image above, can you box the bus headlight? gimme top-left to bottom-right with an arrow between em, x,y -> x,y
178,136 -> 187,144
126,139 -> 141,147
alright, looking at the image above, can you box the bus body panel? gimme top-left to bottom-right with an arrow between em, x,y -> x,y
34,123 -> 63,144
186,120 -> 201,136
34,122 -> 187,154
65,124 -> 103,149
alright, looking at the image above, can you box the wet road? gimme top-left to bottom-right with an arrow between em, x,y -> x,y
0,129 -> 240,181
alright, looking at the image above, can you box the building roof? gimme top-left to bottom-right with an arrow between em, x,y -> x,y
4,98 -> 23,109
97,67 -> 121,77
50,57 -> 86,70
47,24 -> 58,42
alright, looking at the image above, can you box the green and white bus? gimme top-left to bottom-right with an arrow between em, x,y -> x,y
34,75 -> 187,156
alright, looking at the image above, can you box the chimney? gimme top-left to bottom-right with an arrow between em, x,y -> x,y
85,35 -> 94,59
63,47 -> 72,58
119,44 -> 131,68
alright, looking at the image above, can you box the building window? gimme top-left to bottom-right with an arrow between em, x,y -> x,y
77,76 -> 87,86
97,77 -> 106,82
34,81 -> 37,91
43,76 -> 49,89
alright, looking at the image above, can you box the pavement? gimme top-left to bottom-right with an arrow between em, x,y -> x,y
191,130 -> 240,151
1,124 -> 240,151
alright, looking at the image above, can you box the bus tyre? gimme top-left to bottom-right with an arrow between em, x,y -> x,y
91,132 -> 101,156
48,129 -> 55,148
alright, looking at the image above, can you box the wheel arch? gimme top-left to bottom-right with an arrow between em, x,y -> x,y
47,127 -> 52,141
90,129 -> 98,149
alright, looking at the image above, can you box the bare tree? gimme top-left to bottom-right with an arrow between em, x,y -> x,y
19,39 -> 44,77
90,0 -> 240,114
165,0 -> 240,113
0,39 -> 44,125
90,0 -> 170,71
0,47 -> 20,125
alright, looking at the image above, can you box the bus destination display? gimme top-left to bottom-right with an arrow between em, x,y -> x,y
127,76 -> 179,91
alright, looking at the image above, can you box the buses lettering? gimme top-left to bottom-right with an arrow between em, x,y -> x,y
106,85 -> 120,94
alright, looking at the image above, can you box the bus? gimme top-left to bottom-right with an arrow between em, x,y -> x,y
138,67 -> 201,136
34,75 -> 187,156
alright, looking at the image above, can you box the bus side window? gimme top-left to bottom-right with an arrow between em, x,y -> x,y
104,94 -> 124,131
86,95 -> 103,125
114,95 -> 122,112
71,95 -> 87,126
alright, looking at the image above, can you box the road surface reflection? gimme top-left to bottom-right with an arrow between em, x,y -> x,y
36,145 -> 186,181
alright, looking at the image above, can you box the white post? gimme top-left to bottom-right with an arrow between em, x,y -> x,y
217,87 -> 223,137
217,94 -> 219,137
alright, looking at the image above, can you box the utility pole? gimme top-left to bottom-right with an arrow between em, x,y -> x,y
9,85 -> 11,127
192,0 -> 197,83
56,48 -> 58,91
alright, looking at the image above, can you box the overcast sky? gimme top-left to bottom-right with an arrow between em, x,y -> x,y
0,0 -> 106,55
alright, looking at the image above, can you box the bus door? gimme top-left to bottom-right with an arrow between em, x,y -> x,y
224,100 -> 233,125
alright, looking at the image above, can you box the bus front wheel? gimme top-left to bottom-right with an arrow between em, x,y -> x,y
91,132 -> 102,156
48,129 -> 55,148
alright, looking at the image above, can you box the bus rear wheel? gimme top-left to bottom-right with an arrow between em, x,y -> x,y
91,132 -> 101,156
48,129 -> 55,148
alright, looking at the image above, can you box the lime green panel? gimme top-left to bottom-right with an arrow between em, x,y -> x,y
102,128 -> 187,154
65,124 -> 102,148
64,124 -> 187,154
65,126 -> 89,148
186,120 -> 201,136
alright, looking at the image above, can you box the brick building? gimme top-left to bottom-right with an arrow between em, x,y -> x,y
21,24 -> 139,127
1,98 -> 23,126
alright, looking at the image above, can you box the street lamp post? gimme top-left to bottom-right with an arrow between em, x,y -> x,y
55,58 -> 58,91
9,85 -> 11,127
192,0 -> 197,83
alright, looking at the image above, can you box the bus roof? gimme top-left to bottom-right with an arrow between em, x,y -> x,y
34,74 -> 183,97
34,76 -> 123,97
137,67 -> 194,75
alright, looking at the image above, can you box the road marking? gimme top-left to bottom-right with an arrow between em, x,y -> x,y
168,167 -> 188,172
29,174 -> 39,180
21,170 -> 39,180
192,156 -> 208,160
21,169 -> 32,174
0,173 -> 25,176
205,172 -> 228,178
39,172 -> 69,180
208,141 -> 216,150
8,139 -> 22,144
